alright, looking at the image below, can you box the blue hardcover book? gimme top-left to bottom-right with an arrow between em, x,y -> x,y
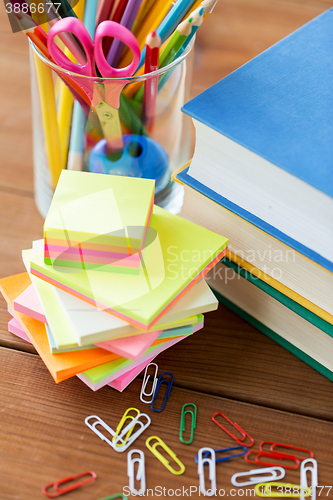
181,8 -> 333,270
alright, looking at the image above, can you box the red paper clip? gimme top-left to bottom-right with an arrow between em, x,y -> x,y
212,412 -> 254,447
259,441 -> 314,460
42,471 -> 97,498
245,449 -> 300,469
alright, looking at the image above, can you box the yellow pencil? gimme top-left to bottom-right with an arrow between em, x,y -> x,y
120,0 -> 174,68
34,53 -> 63,189
31,0 -> 48,33
131,0 -> 156,36
57,0 -> 86,169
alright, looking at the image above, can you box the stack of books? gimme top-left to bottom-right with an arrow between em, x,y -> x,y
0,170 -> 228,391
174,9 -> 333,380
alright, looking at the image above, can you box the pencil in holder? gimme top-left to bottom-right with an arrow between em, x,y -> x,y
29,38 -> 195,219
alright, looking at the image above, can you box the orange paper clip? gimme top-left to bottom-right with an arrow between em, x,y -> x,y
212,412 -> 254,447
42,471 -> 97,498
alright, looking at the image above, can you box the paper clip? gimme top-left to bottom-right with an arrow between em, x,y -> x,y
212,412 -> 254,447
113,412 -> 151,452
127,449 -> 146,496
195,446 -> 247,464
151,372 -> 174,412
85,415 -> 123,449
300,458 -> 318,500
140,363 -> 158,404
245,450 -> 301,469
231,467 -> 285,487
260,441 -> 314,461
180,403 -> 197,444
146,436 -> 185,475
42,471 -> 97,498
197,448 -> 217,497
113,408 -> 141,447
254,482 -> 311,498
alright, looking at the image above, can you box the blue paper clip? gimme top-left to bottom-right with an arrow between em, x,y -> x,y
195,446 -> 247,464
151,372 -> 174,412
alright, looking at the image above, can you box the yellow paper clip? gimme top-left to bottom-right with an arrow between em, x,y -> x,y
254,482 -> 311,498
146,436 -> 185,475
113,408 -> 140,447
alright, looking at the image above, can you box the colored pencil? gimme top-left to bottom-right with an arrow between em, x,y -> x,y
46,3 -> 86,64
167,5 -> 204,65
33,53 -> 63,188
120,0 -> 173,68
16,12 -> 90,108
67,0 -> 99,171
95,0 -> 115,26
31,0 -> 49,33
57,0 -> 86,169
142,30 -> 161,131
106,0 -> 144,67
50,0 -> 77,19
103,0 -> 129,55
138,0 -> 196,68
131,0 -> 156,36
133,6 -> 203,102
157,6 -> 204,91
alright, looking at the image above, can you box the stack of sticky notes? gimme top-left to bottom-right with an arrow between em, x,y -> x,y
0,171 -> 228,392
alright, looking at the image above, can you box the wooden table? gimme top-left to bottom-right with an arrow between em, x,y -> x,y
0,1 -> 332,499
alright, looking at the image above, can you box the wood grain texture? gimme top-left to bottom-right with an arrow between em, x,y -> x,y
3,287 -> 333,418
0,347 -> 332,500
0,191 -> 43,277
0,1 -> 333,497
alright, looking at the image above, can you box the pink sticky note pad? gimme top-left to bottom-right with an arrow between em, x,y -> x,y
8,318 -> 32,343
95,330 -> 162,361
13,284 -> 47,323
108,357 -> 155,392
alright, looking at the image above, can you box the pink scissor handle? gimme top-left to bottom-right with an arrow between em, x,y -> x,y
47,18 -> 96,77
94,21 -> 140,78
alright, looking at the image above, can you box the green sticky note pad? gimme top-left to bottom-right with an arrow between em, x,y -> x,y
44,171 -> 155,272
32,205 -> 228,330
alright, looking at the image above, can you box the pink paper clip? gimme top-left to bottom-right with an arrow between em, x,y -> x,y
212,412 -> 254,447
259,441 -> 314,461
42,471 -> 97,498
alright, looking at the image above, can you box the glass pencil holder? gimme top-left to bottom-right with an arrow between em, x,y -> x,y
29,38 -> 195,219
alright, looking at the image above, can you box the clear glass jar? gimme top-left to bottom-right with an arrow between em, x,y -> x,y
29,38 -> 195,218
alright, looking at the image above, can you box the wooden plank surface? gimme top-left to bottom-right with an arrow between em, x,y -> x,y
1,0 -> 333,497
0,347 -> 332,500
2,287 -> 333,420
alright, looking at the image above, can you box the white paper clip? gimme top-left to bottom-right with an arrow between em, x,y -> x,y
113,413 -> 151,452
140,363 -> 158,403
197,447 -> 217,497
300,458 -> 318,500
85,415 -> 125,449
128,449 -> 146,495
231,466 -> 286,487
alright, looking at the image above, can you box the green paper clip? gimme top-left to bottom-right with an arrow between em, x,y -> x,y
97,495 -> 128,500
180,403 -> 197,444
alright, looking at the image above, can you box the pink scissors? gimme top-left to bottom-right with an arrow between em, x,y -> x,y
48,18 -> 141,153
